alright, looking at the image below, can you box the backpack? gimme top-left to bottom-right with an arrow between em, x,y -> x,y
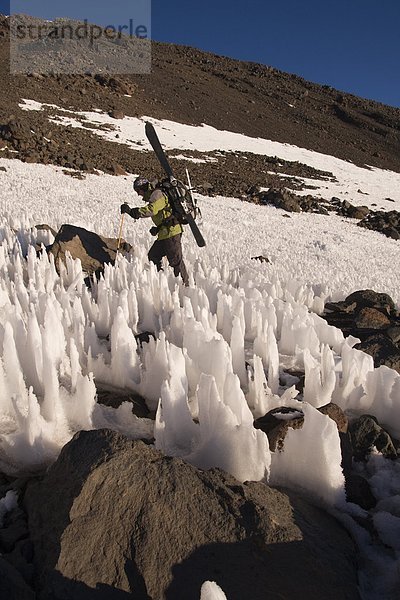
157,178 -> 201,225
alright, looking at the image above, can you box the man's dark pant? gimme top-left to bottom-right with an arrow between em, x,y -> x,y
148,234 -> 189,285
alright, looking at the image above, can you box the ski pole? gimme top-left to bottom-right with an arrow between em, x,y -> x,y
186,167 -> 202,223
185,168 -> 194,198
117,213 -> 125,253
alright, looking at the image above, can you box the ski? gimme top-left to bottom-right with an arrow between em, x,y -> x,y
145,122 -> 206,248
145,122 -> 174,179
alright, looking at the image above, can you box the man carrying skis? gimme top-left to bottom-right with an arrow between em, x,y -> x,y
121,176 -> 189,286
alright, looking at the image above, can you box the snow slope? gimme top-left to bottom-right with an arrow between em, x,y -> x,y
1,157 -> 399,305
1,117 -> 400,598
19,99 -> 400,211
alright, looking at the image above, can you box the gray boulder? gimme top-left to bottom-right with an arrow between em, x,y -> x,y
47,224 -> 132,276
259,188 -> 302,212
322,289 -> 400,373
358,209 -> 400,240
24,429 -> 360,600
355,334 -> 400,373
349,414 -> 398,461
345,289 -> 397,316
254,406 -> 304,451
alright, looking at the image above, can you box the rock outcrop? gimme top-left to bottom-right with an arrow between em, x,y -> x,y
350,415 -> 398,461
358,209 -> 400,240
46,224 -> 132,276
323,289 -> 400,373
23,429 -> 361,600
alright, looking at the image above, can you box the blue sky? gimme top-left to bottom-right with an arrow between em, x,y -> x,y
2,0 -> 399,108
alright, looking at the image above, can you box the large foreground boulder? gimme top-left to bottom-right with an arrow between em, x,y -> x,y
24,429 -> 360,600
47,224 -> 132,275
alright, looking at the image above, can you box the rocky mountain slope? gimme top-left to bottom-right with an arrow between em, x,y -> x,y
0,13 -> 399,193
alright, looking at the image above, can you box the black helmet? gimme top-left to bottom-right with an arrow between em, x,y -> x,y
133,176 -> 149,193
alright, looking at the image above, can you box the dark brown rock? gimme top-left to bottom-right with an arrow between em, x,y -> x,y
47,224 -> 132,276
322,289 -> 400,372
324,300 -> 357,314
110,162 -> 127,176
255,407 -> 304,451
251,255 -> 270,263
35,224 -> 58,237
387,227 -> 400,240
355,334 -> 400,373
346,205 -> 370,219
135,331 -> 157,347
344,289 -> 396,314
108,109 -> 125,120
358,210 -> 400,240
354,307 -> 391,330
96,387 -> 151,418
318,403 -> 348,433
0,472 -> 10,487
259,188 -> 302,212
107,77 -> 135,95
24,429 -> 360,600
24,152 -> 40,164
349,415 -> 398,461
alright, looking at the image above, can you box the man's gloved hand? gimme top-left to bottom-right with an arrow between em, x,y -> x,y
120,203 -> 131,215
130,208 -> 141,220
149,226 -> 159,236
